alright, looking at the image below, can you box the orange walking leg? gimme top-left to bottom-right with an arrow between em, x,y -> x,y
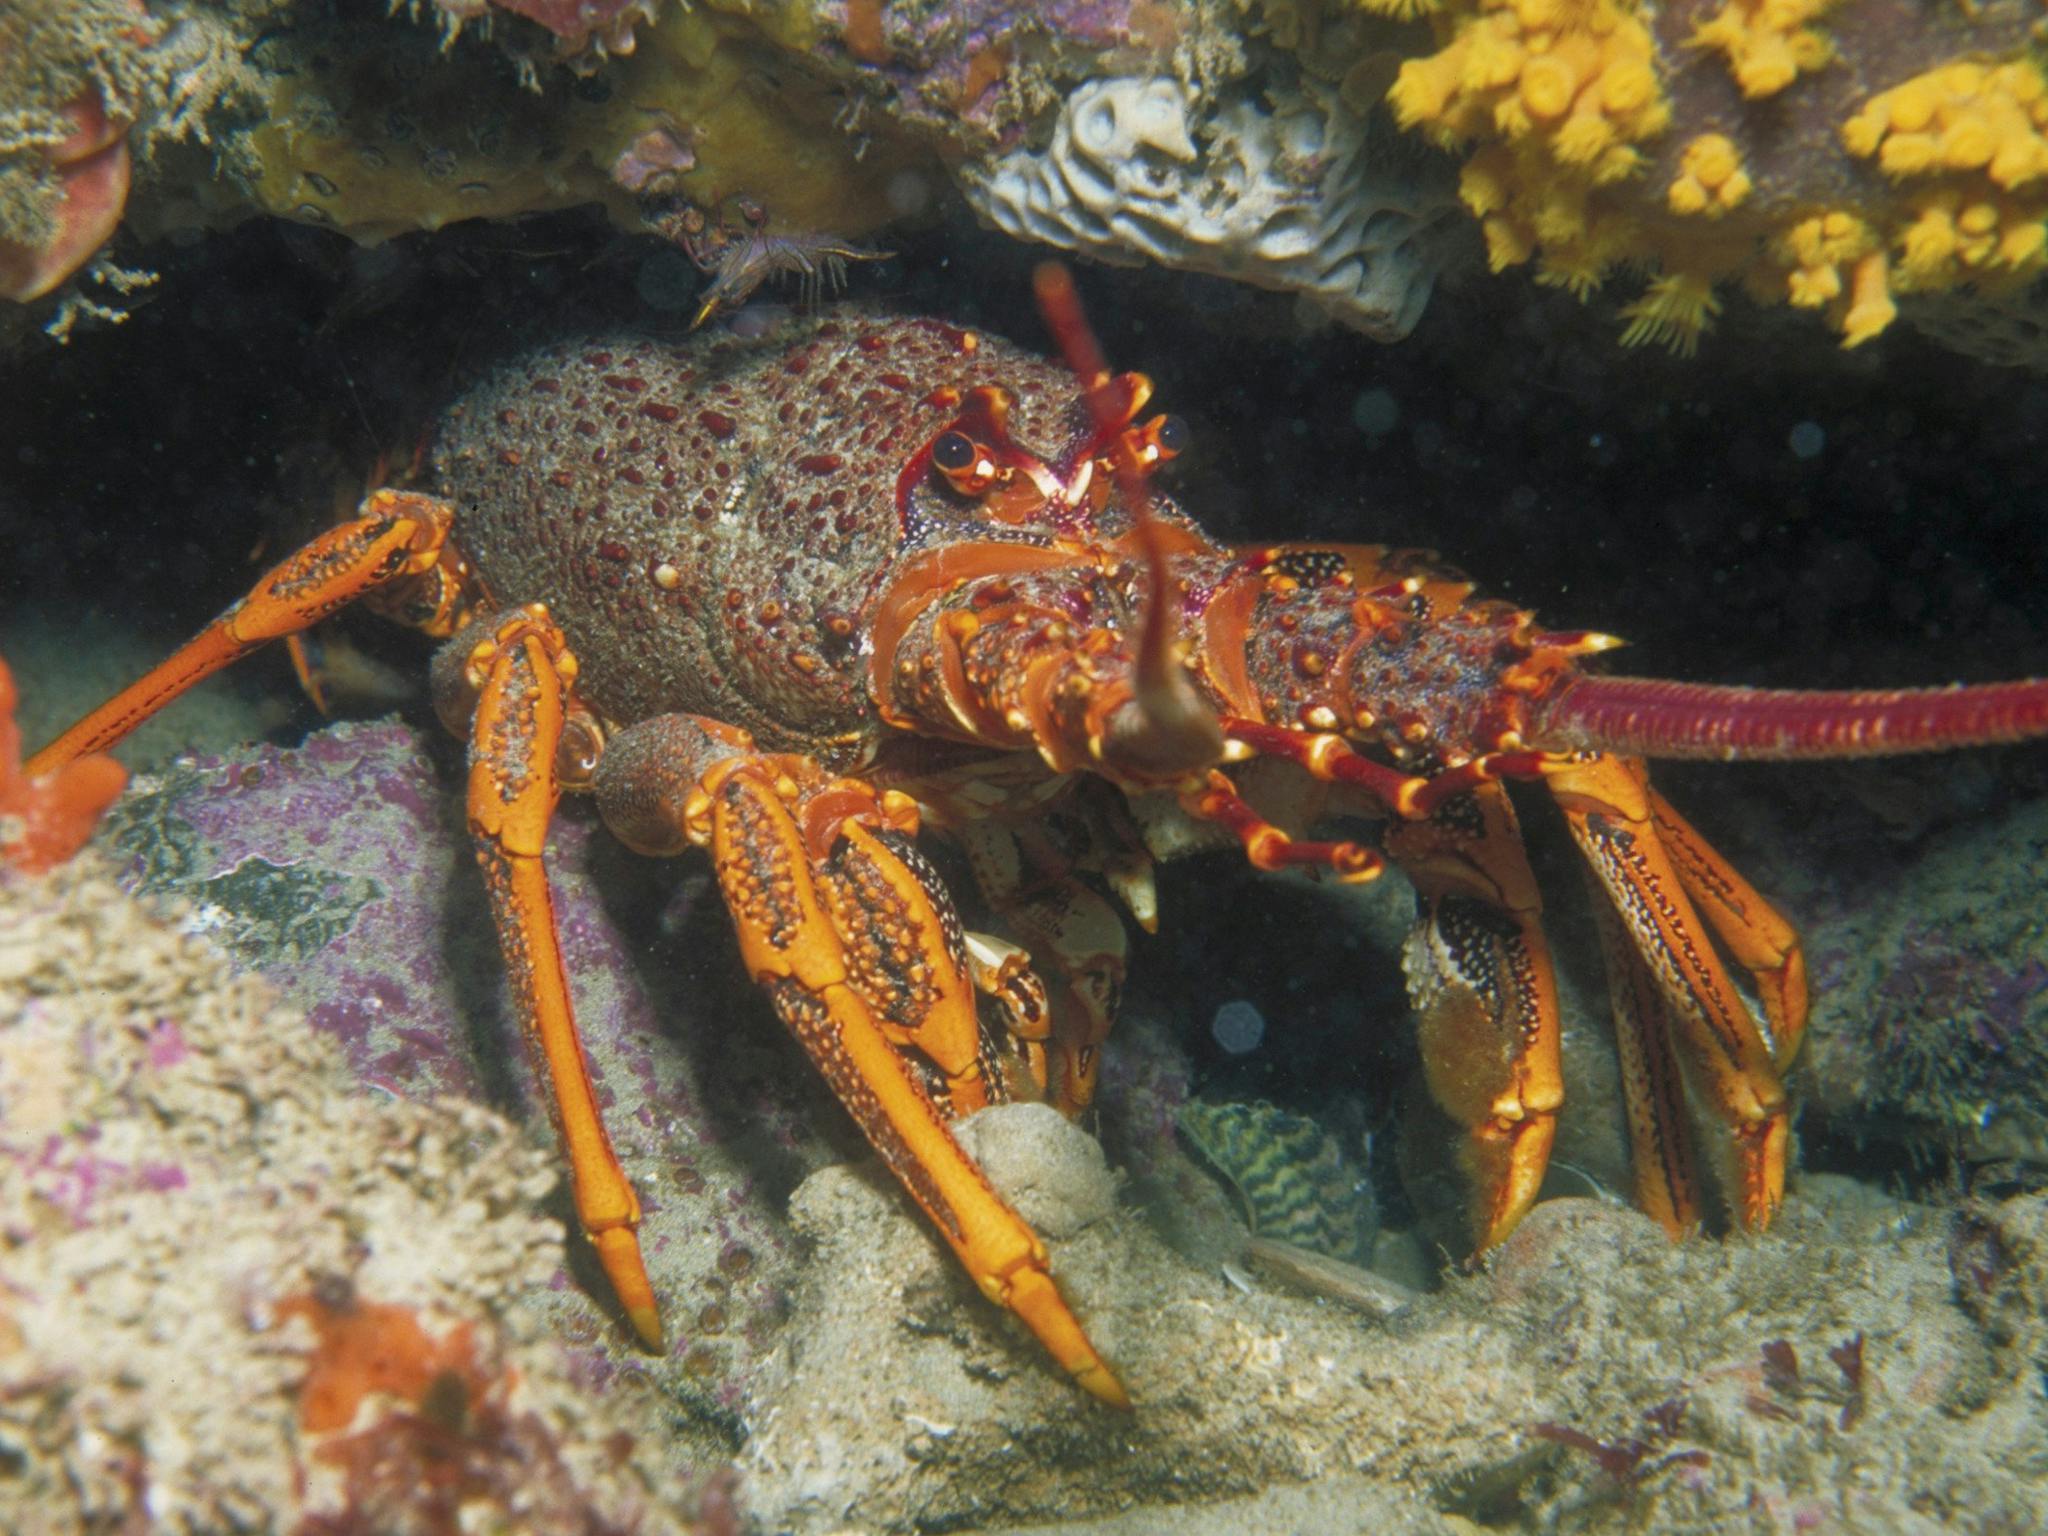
28,491 -> 456,775
1551,754 -> 1790,1231
1584,885 -> 1707,1236
462,605 -> 660,1349
704,757 -> 1128,1404
592,716 -> 1127,1404
1644,787 -> 1810,1070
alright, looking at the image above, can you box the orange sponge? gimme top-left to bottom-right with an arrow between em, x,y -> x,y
0,88 -> 134,304
0,655 -> 126,874
279,1288 -> 485,1434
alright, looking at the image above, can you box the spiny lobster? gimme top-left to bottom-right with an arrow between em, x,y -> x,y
30,266 -> 2048,1406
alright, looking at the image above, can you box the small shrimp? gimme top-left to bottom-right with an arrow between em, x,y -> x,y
655,198 -> 888,328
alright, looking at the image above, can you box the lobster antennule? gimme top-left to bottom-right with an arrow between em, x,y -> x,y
1526,673 -> 2048,761
1031,263 -> 1221,777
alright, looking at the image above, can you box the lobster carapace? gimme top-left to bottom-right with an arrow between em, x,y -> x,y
30,268 -> 2048,1405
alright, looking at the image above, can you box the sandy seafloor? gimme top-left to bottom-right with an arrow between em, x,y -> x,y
4,205 -> 2048,1535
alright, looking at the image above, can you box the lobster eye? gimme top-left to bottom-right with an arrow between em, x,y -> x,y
932,431 -> 976,472
1126,413 -> 1189,469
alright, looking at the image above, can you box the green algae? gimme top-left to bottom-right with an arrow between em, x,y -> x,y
99,764 -> 383,968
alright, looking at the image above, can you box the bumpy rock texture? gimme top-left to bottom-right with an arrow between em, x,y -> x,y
9,752 -> 2048,1531
745,1104 -> 2048,1534
1699,761 -> 2048,1164
961,72 -> 1459,340
0,856 -> 699,1533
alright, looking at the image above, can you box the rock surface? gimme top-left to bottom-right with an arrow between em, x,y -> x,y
6,840 -> 2048,1532
743,1104 -> 2048,1534
0,855 -> 701,1534
94,716 -> 844,1429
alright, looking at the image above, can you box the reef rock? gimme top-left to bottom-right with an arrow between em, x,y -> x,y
95,715 -> 844,1432
742,1100 -> 1533,1533
0,856 -> 698,1533
1770,778 -> 2048,1162
11,729 -> 2048,1531
748,1102 -> 2048,1533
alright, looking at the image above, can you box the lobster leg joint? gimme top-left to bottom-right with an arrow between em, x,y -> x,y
465,606 -> 660,1349
29,492 -> 459,776
593,716 -> 1129,1404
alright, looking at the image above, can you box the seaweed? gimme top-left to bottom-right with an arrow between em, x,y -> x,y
1531,1397 -> 1707,1502
1746,1332 -> 1871,1429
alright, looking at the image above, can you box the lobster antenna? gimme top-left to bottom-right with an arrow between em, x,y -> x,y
1527,673 -> 2048,760
1031,263 -> 1220,776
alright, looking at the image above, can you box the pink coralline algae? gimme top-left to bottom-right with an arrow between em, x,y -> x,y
14,1123 -> 186,1231
100,718 -> 833,1403
611,120 -> 697,195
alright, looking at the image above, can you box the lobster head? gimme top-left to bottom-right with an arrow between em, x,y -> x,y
876,266 -> 2048,814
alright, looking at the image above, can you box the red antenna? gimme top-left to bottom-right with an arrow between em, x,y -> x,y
1031,263 -> 1219,777
1529,673 -> 2048,760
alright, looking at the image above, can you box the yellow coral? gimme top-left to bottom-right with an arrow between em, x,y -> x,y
1619,271 -> 1721,355
1390,0 -> 1670,151
1688,0 -> 1837,100
1666,133 -> 1751,216
1388,0 -> 1669,297
1841,59 -> 2048,189
1839,57 -> 2048,303
1892,189 -> 2048,284
1776,211 -> 1895,345
1337,0 -> 2048,350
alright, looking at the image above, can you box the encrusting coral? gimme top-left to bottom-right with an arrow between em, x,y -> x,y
427,0 -> 667,64
0,654 -> 124,873
0,853 -> 701,1533
218,4 -> 924,248
0,85 -> 136,303
1368,0 -> 2048,351
15,0 -> 2048,360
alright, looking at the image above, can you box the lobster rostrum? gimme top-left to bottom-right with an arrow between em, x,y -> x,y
30,266 -> 2048,1407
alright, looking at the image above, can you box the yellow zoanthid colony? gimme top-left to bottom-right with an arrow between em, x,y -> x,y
1364,0 -> 2048,351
